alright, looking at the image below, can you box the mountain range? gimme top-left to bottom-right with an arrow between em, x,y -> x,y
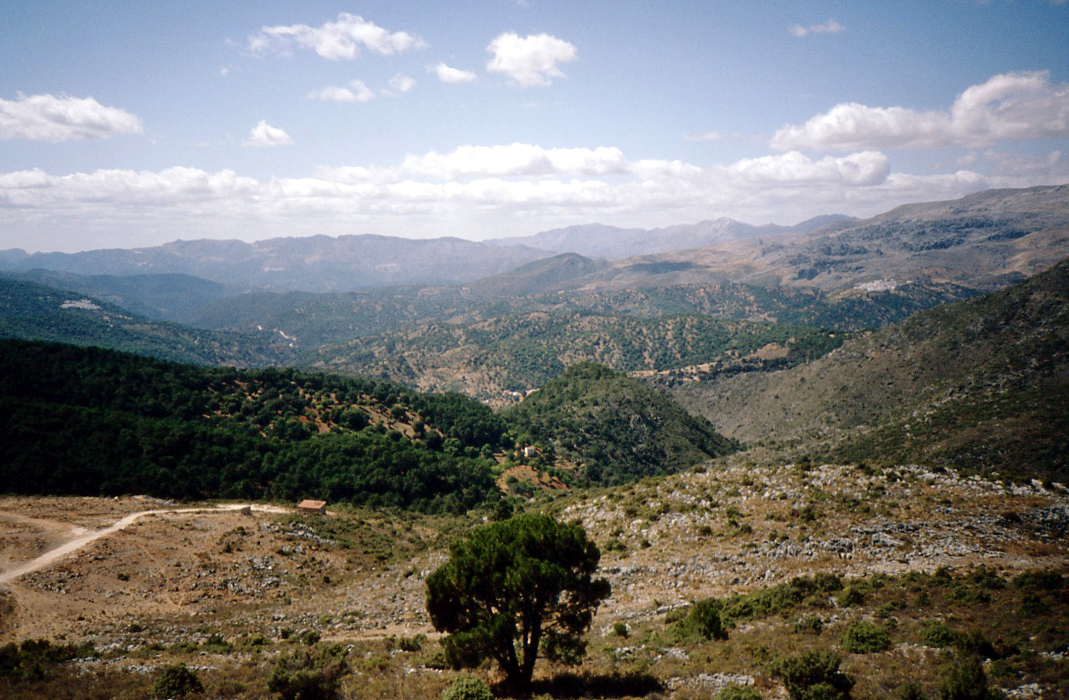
0,235 -> 551,293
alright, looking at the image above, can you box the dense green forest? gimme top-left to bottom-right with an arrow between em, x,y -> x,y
502,363 -> 738,484
0,340 -> 508,513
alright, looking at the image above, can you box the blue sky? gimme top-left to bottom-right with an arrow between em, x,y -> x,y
2,0 -> 1068,252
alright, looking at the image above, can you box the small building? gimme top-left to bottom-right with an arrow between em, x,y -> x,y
297,499 -> 328,514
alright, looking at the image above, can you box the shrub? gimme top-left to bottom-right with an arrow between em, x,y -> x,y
938,653 -> 1001,700
441,675 -> 494,700
1019,591 -> 1049,616
897,680 -> 927,700
773,649 -> 853,700
716,684 -> 763,700
922,622 -> 958,648
612,622 -> 629,638
794,615 -> 824,635
674,598 -> 727,641
0,639 -> 90,682
1012,569 -> 1063,591
268,645 -> 348,700
837,585 -> 865,607
841,620 -> 891,653
153,663 -> 204,698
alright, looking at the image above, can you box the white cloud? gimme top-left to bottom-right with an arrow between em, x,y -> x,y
772,71 -> 1069,151
728,151 -> 890,186
307,80 -> 375,103
788,19 -> 845,37
0,93 -> 143,142
244,120 -> 292,147
248,12 -> 425,60
399,143 -> 627,178
432,62 -> 477,84
486,32 -> 577,87
389,74 -> 416,94
5,143 -> 1066,250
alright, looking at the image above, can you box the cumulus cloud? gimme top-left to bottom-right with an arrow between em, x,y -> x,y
432,62 -> 477,84
728,151 -> 890,186
788,19 -> 845,37
486,32 -> 577,87
0,93 -> 143,142
244,120 -> 292,147
389,74 -> 416,94
247,12 -> 425,60
307,80 -> 375,103
772,71 -> 1069,151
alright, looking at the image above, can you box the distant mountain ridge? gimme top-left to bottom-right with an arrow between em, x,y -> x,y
0,276 -> 290,366
0,234 -> 552,293
486,215 -> 857,259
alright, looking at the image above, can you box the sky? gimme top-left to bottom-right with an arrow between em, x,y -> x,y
2,1 -> 1068,253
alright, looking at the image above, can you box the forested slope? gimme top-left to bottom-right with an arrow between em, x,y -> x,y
0,340 -> 508,512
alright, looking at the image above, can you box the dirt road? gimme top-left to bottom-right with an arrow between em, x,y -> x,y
0,503 -> 290,586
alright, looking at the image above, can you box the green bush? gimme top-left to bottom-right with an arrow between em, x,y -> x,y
837,585 -> 865,607
441,675 -> 494,700
716,684 -> 763,700
897,681 -> 927,700
674,598 -> 728,641
153,663 -> 204,698
922,622 -> 958,648
841,620 -> 891,653
1012,569 -> 1063,591
794,615 -> 824,635
773,649 -> 853,700
938,653 -> 1002,700
612,622 -> 629,638
267,645 -> 348,700
0,639 -> 91,682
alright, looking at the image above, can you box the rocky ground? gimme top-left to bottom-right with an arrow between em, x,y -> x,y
0,460 -> 1066,698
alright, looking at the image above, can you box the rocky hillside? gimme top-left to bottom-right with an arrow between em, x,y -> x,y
2,459 -> 1065,698
592,184 -> 1069,294
672,258 -> 1069,481
309,311 -> 844,402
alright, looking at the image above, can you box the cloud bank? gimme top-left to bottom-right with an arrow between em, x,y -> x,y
773,71 -> 1069,151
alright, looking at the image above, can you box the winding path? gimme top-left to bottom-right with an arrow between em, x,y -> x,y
0,504 -> 290,586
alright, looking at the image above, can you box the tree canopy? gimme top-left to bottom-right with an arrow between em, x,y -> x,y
426,514 -> 611,690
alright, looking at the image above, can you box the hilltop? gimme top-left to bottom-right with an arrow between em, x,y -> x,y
502,363 -> 738,484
